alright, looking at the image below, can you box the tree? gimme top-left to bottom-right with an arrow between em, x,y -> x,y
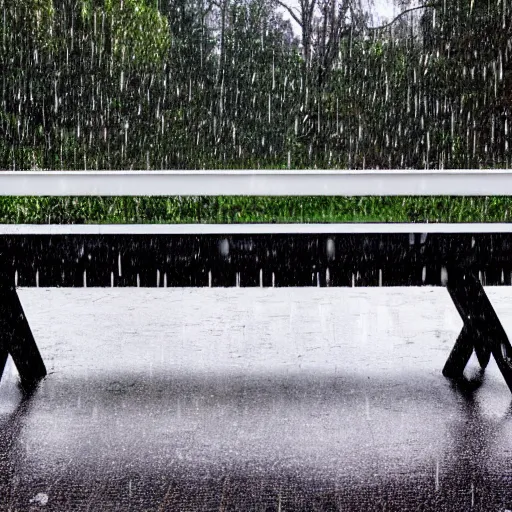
419,0 -> 512,166
0,0 -> 171,169
274,0 -> 370,88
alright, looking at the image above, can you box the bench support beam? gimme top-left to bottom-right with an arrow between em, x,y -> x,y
443,269 -> 512,392
0,278 -> 46,390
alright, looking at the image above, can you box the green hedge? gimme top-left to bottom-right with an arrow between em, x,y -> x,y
0,196 -> 510,223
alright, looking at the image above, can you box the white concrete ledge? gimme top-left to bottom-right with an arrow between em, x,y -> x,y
1,170 -> 512,196
1,224 -> 512,235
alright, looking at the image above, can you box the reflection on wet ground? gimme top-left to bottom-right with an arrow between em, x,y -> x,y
1,288 -> 512,511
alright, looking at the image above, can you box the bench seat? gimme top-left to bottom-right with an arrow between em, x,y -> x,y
1,224 -> 512,288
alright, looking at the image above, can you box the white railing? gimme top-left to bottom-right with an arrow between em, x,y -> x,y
1,170 -> 512,196
1,223 -> 512,235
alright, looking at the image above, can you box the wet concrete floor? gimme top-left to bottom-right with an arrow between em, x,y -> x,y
1,287 -> 512,511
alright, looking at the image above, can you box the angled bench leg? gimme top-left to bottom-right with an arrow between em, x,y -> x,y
0,347 -> 8,383
442,324 -> 478,379
0,279 -> 46,390
443,269 -> 512,392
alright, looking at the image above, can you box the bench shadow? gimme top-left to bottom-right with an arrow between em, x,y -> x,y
447,367 -> 486,395
0,370 -> 511,510
0,386 -> 40,509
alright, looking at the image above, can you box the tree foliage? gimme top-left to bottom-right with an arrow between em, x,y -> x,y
1,0 -> 511,169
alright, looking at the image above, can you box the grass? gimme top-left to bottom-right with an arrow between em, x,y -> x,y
0,196 -> 511,223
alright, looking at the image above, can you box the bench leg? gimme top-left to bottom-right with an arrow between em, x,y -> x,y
442,324 -> 477,379
0,347 -> 8,383
443,269 -> 512,392
0,281 -> 46,390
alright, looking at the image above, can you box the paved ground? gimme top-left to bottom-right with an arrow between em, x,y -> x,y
1,287 -> 512,511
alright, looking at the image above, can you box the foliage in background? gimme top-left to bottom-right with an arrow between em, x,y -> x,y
1,0 -> 511,170
0,0 -> 170,170
1,0 -> 511,223
0,196 -> 510,223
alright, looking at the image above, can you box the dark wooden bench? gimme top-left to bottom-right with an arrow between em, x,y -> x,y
1,171 -> 512,393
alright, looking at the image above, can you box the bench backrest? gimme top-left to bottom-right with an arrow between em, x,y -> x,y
1,170 -> 512,196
